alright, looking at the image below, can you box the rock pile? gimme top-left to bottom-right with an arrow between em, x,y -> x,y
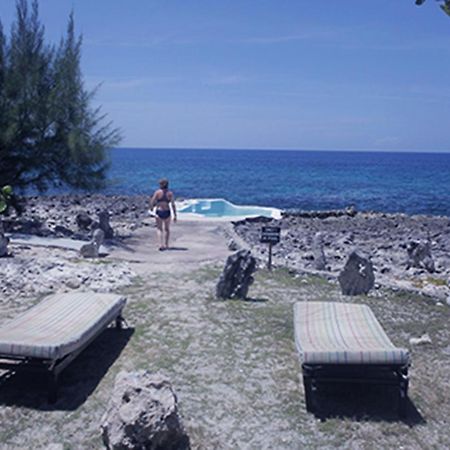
233,211 -> 450,299
3,194 -> 151,239
216,249 -> 257,299
101,371 -> 190,450
1,246 -> 135,300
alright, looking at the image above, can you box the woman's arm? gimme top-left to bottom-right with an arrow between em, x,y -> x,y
149,191 -> 158,210
171,195 -> 177,222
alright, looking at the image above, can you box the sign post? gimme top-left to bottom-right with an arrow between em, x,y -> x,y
260,226 -> 281,271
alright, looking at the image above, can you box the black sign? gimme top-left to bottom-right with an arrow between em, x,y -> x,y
260,226 -> 281,244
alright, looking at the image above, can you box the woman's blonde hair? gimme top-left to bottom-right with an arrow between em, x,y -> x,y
159,178 -> 169,189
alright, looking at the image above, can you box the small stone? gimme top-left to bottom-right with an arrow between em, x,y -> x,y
76,211 -> 93,230
65,277 -> 81,289
409,333 -> 432,346
80,229 -> 105,258
227,238 -> 239,251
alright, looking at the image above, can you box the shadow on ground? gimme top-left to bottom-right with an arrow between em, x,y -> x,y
309,383 -> 425,425
0,327 -> 134,411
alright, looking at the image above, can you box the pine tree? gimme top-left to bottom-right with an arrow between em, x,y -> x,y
0,0 -> 120,192
51,13 -> 120,190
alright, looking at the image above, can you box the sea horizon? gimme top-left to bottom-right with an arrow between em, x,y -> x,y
112,146 -> 450,155
30,147 -> 450,218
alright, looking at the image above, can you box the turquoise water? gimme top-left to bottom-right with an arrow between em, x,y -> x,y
178,199 -> 277,217
105,148 -> 450,216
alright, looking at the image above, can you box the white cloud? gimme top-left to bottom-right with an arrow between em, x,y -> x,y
85,76 -> 181,91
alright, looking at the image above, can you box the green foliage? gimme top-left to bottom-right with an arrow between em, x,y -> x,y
0,0 -> 121,192
415,0 -> 450,16
0,185 -> 16,215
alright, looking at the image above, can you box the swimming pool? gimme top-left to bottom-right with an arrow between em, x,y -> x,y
177,198 -> 281,219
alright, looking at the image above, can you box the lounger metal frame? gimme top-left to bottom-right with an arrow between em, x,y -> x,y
302,362 -> 409,417
0,313 -> 125,403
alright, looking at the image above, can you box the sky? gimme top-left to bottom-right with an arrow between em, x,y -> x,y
1,0 -> 450,151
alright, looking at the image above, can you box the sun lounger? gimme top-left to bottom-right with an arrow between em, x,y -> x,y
0,291 -> 126,402
293,301 -> 410,416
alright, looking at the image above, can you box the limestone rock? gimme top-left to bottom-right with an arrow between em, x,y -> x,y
76,211 -> 93,230
65,277 -> 81,289
406,241 -> 435,273
338,251 -> 375,296
0,222 -> 9,257
345,205 -> 357,217
409,333 -> 432,346
54,224 -> 73,237
101,371 -> 190,450
98,210 -> 114,239
216,249 -> 257,299
311,232 -> 326,270
227,238 -> 239,251
80,242 -> 97,258
80,229 -> 105,258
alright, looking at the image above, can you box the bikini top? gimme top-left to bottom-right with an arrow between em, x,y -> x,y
156,189 -> 170,204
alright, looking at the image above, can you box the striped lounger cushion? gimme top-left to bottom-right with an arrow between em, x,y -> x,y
0,292 -> 126,361
294,301 -> 409,365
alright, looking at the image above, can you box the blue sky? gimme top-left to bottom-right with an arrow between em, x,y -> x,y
1,0 -> 450,151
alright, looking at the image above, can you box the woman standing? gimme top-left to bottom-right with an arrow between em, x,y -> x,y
150,178 -> 177,250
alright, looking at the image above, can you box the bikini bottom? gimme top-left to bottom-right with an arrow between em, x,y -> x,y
156,209 -> 171,219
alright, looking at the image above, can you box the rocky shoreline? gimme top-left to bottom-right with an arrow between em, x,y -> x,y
1,194 -> 152,240
0,194 -> 146,306
2,194 -> 450,302
233,208 -> 450,301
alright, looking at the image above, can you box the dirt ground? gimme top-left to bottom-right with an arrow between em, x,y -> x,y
1,219 -> 450,449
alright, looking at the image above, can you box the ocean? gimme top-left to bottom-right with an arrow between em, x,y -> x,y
102,148 -> 450,216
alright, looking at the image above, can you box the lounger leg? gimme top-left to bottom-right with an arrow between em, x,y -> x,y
397,367 -> 409,418
304,377 -> 314,412
48,371 -> 58,404
115,315 -> 123,330
302,366 -> 314,413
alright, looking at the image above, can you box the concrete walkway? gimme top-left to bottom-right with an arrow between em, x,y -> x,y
109,220 -> 235,274
9,219 -> 239,275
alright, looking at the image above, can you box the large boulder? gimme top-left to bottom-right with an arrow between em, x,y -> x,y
101,371 -> 190,450
216,249 -> 257,299
406,240 -> 435,273
338,251 -> 375,296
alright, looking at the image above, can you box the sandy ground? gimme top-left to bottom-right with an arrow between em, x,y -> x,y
1,219 -> 450,449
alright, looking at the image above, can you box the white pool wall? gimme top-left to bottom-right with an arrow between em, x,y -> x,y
176,198 -> 282,220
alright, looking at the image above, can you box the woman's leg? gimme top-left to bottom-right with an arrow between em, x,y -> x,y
155,217 -> 164,249
163,217 -> 171,249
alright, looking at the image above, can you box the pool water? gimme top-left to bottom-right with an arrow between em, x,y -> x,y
177,198 -> 281,219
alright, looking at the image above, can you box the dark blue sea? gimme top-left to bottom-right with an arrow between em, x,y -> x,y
102,148 -> 450,216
